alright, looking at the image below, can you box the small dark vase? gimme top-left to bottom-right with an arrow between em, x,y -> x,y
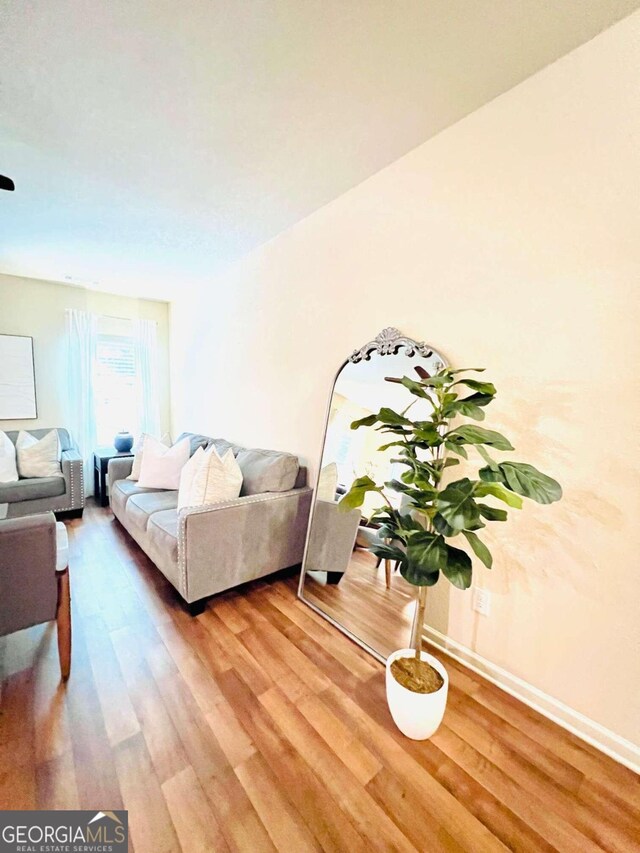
114,431 -> 134,453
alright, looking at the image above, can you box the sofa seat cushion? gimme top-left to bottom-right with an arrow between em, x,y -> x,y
110,479 -> 157,517
236,448 -> 299,495
126,491 -> 179,534
0,476 -> 65,504
147,509 -> 179,566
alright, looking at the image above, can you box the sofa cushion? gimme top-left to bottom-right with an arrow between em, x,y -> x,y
138,437 -> 190,490
111,479 -> 158,518
0,476 -> 65,503
127,491 -> 179,533
147,509 -> 179,566
176,432 -> 212,457
236,448 -> 299,495
209,438 -> 238,458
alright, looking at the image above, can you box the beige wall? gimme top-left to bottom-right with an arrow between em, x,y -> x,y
0,274 -> 171,436
171,13 -> 640,746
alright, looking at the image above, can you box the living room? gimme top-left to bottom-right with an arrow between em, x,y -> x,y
1,2 -> 639,851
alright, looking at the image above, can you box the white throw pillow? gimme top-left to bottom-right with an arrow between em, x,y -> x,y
137,436 -> 190,490
128,432 -> 171,481
316,462 -> 339,502
177,446 -> 206,511
16,430 -> 61,478
0,431 -> 18,483
178,446 -> 243,511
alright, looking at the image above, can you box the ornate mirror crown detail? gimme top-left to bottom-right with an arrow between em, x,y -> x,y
349,327 -> 442,366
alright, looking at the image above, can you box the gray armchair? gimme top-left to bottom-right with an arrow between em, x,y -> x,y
0,512 -> 71,679
0,428 -> 84,519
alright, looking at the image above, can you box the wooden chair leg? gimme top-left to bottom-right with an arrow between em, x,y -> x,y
384,559 -> 391,589
56,569 -> 71,680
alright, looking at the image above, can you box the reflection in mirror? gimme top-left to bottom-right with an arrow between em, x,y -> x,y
298,329 -> 446,662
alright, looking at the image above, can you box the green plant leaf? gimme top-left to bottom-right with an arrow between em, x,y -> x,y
375,523 -> 399,541
476,445 -> 499,471
463,392 -> 494,407
442,458 -> 460,468
378,407 -> 411,426
400,564 -> 440,586
337,475 -> 379,511
351,414 -> 377,429
415,375 -> 450,388
474,481 -> 523,509
444,399 -> 484,421
498,462 -> 562,504
457,402 -> 486,421
406,531 -> 448,573
443,546 -> 473,589
432,513 -> 456,537
435,478 -> 481,532
478,465 -> 503,482
400,376 -> 431,399
413,425 -> 443,446
371,543 -> 407,564
445,440 -> 468,459
446,425 -> 514,451
454,378 -> 497,396
462,531 -> 493,568
478,504 -> 508,522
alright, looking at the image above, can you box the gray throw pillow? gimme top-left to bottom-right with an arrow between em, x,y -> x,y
175,432 -> 212,457
236,448 -> 299,495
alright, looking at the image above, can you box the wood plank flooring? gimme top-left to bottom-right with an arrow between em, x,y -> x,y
1,500 -> 639,852
302,549 -> 416,658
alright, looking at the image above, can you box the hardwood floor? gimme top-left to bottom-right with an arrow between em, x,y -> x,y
1,500 -> 639,852
303,549 -> 416,659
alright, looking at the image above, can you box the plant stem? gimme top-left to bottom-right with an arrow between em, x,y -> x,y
413,585 -> 428,661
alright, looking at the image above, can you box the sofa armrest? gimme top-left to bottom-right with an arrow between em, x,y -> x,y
178,487 -> 313,602
61,449 -> 85,509
0,512 -> 58,635
108,456 -> 134,492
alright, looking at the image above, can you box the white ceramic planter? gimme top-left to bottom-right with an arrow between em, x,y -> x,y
385,648 -> 448,740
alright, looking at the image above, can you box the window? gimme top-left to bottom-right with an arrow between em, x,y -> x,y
94,317 -> 139,445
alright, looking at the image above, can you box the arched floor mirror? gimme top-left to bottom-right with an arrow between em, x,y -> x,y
298,328 -> 447,662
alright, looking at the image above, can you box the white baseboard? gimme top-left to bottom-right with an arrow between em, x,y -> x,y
423,625 -> 640,775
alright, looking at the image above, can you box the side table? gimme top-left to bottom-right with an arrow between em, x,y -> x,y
93,447 -> 134,507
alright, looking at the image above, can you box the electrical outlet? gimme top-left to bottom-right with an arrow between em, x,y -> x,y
473,587 -> 491,616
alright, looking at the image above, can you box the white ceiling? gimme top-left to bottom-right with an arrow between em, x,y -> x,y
1,0 -> 638,301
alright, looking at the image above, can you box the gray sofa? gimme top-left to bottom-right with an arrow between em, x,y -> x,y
108,432 -> 313,611
0,428 -> 84,519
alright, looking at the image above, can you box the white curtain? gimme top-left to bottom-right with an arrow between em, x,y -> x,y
65,308 -> 98,493
133,318 -> 161,438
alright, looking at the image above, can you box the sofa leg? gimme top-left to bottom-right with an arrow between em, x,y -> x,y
56,508 -> 83,520
185,598 -> 206,617
56,569 -> 71,680
326,571 -> 344,585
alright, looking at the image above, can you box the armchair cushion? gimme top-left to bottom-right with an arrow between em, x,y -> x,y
0,475 -> 65,503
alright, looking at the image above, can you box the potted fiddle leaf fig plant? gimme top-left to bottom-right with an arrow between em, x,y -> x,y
338,366 -> 561,740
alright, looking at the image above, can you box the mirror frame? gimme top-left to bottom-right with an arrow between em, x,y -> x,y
297,327 -> 448,663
